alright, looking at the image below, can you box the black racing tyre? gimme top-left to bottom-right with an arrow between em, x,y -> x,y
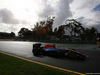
33,49 -> 39,56
68,51 -> 77,59
32,43 -> 42,56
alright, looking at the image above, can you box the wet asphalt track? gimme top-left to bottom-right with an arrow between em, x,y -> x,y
0,41 -> 100,74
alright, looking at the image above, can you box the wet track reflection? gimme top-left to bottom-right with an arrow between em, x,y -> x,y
0,41 -> 100,73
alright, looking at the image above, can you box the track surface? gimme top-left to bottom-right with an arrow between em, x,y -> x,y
0,41 -> 100,74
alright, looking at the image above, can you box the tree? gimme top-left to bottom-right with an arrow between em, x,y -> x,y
65,19 -> 84,36
64,19 -> 84,41
80,27 -> 98,42
53,27 -> 58,36
33,17 -> 54,35
32,17 -> 55,40
0,32 -> 15,39
57,25 -> 65,40
18,28 -> 32,38
10,32 -> 15,37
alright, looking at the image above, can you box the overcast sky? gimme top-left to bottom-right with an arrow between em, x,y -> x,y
0,0 -> 100,35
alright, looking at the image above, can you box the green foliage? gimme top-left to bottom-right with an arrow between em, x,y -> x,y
32,17 -> 54,36
80,27 -> 98,42
64,19 -> 84,37
18,28 -> 32,38
57,25 -> 65,39
10,32 -> 15,37
0,32 -> 15,39
17,18 -> 99,42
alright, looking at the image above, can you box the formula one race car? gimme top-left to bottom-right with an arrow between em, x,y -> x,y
32,43 -> 87,60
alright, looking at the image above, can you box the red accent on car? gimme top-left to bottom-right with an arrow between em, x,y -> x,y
44,45 -> 55,49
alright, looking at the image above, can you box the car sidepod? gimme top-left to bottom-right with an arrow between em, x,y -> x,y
43,48 -> 58,56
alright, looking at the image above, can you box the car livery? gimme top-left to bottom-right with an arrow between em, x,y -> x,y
32,43 -> 87,60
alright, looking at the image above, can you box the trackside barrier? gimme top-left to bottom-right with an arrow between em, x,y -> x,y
18,40 -> 97,44
97,42 -> 100,47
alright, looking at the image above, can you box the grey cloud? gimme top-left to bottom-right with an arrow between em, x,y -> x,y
38,0 -> 73,28
77,17 -> 100,32
38,0 -> 55,19
76,0 -> 100,10
54,0 -> 72,26
0,8 -> 19,24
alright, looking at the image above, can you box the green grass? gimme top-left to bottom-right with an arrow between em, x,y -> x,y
0,53 -> 72,75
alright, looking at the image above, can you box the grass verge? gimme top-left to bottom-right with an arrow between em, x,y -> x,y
0,53 -> 72,75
